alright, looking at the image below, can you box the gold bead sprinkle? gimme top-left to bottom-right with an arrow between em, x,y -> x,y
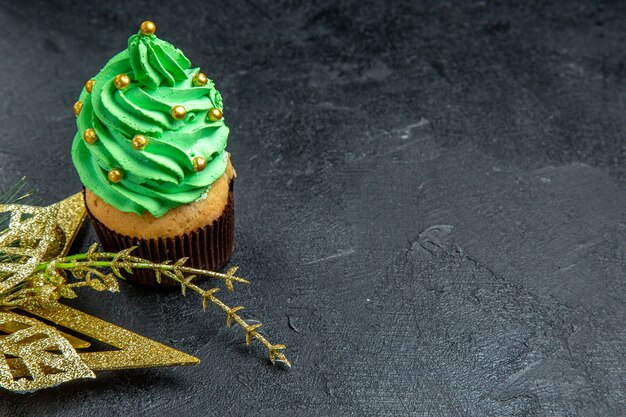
132,134 -> 148,150
140,20 -> 157,36
193,156 -> 207,172
171,105 -> 187,120
207,107 -> 223,122
192,72 -> 208,86
114,73 -> 131,90
85,79 -> 95,93
83,128 -> 98,144
108,168 -> 123,183
73,101 -> 83,116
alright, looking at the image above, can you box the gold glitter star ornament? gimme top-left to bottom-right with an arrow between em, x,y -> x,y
0,180 -> 290,393
0,191 -> 199,393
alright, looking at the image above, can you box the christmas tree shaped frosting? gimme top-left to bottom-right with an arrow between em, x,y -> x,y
71,21 -> 229,218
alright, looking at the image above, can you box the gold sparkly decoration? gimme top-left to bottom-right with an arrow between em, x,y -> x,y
192,72 -> 208,86
0,195 -> 67,295
10,302 -> 199,379
83,128 -> 98,144
0,312 -> 94,392
107,168 -> 123,183
85,79 -> 95,93
131,134 -> 148,150
0,321 -> 90,349
140,20 -> 157,36
73,101 -> 83,116
0,192 -> 200,392
171,105 -> 187,120
192,156 -> 207,172
114,73 -> 131,90
0,180 -> 291,392
208,107 -> 223,122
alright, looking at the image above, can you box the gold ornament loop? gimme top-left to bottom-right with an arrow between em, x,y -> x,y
140,21 -> 157,36
207,107 -> 222,122
83,128 -> 98,145
73,101 -> 83,116
114,74 -> 131,90
85,79 -> 95,94
192,72 -> 208,86
192,156 -> 207,172
107,168 -> 123,183
131,135 -> 148,150
171,105 -> 187,120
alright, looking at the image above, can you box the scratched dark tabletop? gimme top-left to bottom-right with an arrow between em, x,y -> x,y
1,1 -> 625,416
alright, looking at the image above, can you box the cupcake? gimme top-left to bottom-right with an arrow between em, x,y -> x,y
71,21 -> 235,286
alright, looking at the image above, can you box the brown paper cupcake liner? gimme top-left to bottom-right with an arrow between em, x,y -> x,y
84,182 -> 234,287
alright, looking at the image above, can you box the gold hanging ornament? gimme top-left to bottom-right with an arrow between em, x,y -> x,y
0,180 -> 291,393
0,191 -> 200,393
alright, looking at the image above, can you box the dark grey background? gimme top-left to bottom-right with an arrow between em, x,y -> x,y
0,1 -> 625,416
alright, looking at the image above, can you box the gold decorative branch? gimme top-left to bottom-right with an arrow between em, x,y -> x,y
31,244 -> 250,291
7,245 -> 291,368
180,280 -> 291,367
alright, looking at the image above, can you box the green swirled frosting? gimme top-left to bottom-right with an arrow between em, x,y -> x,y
71,29 -> 229,218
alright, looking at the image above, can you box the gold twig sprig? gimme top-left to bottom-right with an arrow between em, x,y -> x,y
31,244 -> 250,292
181,280 -> 291,367
21,245 -> 290,367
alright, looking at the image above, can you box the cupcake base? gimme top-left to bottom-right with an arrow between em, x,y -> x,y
85,183 -> 235,287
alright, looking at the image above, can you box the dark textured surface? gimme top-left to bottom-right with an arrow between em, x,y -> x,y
0,1 -> 625,416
